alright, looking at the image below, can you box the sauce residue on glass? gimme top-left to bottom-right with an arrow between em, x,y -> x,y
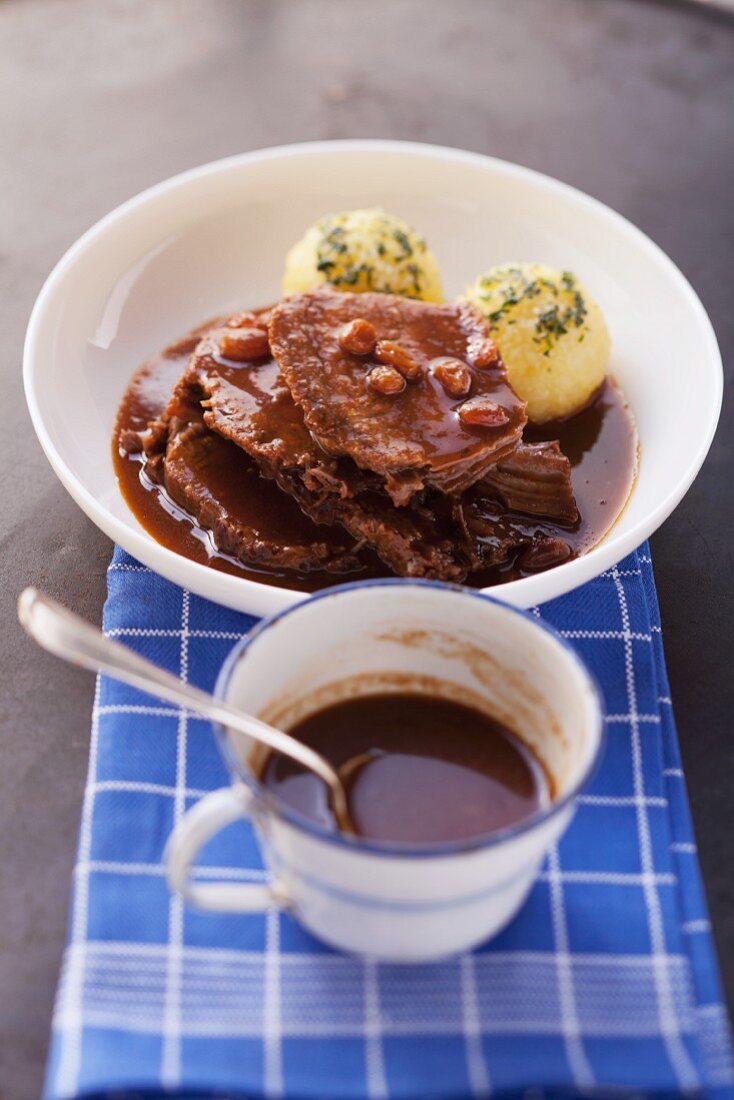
259,692 -> 551,844
113,317 -> 637,592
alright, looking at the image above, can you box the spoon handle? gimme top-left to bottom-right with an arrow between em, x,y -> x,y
17,588 -> 345,807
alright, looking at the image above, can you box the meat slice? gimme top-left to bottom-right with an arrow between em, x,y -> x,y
457,482 -> 576,575
280,469 -> 468,582
455,439 -> 579,574
268,288 -> 526,504
143,377 -> 364,576
187,329 -> 351,504
482,441 -> 579,524
169,324 -> 470,581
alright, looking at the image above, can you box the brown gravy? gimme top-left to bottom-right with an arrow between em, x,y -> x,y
113,317 -> 637,592
113,324 -> 385,591
259,693 -> 550,844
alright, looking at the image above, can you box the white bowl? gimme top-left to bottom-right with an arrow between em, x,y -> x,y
23,140 -> 722,616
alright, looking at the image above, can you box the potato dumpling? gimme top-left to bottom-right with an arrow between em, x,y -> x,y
464,263 -> 610,423
282,208 -> 443,302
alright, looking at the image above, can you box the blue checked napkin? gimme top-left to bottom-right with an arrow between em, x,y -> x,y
44,544 -> 733,1099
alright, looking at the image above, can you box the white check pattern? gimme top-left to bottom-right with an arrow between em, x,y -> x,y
44,546 -> 733,1100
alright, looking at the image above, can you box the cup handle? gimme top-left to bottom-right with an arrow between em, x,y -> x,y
165,784 -> 289,912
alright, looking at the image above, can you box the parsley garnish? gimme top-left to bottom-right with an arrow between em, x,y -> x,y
393,229 -> 413,259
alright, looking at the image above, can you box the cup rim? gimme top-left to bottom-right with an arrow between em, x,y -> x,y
213,578 -> 606,858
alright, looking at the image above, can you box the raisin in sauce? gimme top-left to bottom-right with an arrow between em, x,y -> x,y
259,693 -> 550,844
113,319 -> 638,593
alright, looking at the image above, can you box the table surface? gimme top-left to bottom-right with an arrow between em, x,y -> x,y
2,0 -> 733,1095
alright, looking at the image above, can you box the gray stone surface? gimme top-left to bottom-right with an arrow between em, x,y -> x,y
1,0 -> 732,1095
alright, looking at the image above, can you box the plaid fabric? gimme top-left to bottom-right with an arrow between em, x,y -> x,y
44,545 -> 733,1099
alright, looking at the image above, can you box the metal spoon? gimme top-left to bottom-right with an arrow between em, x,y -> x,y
17,588 -> 354,834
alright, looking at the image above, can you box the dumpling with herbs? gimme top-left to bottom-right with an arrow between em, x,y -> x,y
282,208 -> 443,303
463,263 -> 610,423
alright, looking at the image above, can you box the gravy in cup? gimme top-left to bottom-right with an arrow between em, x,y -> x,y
260,692 -> 551,844
166,581 -> 603,961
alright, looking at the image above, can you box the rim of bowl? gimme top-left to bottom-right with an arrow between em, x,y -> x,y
23,139 -> 724,612
213,578 -> 606,858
